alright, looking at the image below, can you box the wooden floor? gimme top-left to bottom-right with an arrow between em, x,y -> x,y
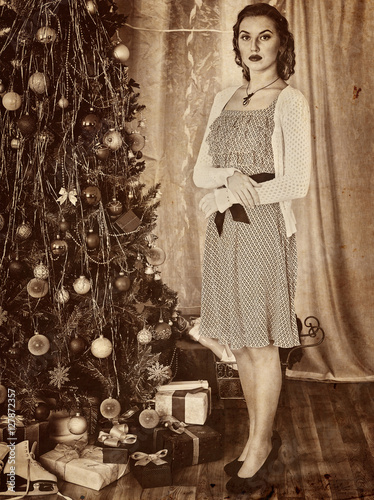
13,379 -> 374,500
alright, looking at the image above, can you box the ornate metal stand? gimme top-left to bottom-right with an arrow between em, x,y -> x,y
215,316 -> 325,400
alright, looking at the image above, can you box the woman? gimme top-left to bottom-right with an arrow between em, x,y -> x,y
191,3 -> 311,494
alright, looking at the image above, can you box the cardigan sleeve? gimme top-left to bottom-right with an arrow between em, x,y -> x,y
193,90 -> 239,189
256,90 -> 311,204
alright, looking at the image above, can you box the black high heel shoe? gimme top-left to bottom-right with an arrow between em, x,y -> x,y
224,430 -> 281,477
225,433 -> 282,494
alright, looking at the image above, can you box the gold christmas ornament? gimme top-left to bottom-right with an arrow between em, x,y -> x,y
145,246 -> 166,266
139,408 -> 160,429
58,96 -> 69,109
114,272 -> 131,292
55,287 -> 70,304
68,413 -> 88,435
112,43 -> 130,64
73,275 -> 91,295
95,145 -> 110,160
33,262 -> 49,280
27,278 -> 49,298
28,332 -> 50,356
17,114 -> 37,136
86,229 -> 100,250
81,113 -> 101,134
51,235 -> 68,256
28,72 -> 50,94
107,198 -> 123,217
36,26 -> 57,43
82,186 -> 102,205
137,328 -> 153,345
16,221 -> 32,240
127,132 -> 145,152
100,397 -> 121,419
103,129 -> 122,151
10,138 -> 20,149
2,92 -> 22,111
91,335 -> 113,358
86,0 -> 97,14
153,321 -> 172,340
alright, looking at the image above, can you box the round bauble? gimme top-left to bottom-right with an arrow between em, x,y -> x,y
137,328 -> 153,345
153,321 -> 172,341
59,219 -> 70,232
112,43 -> 130,64
139,409 -> 160,429
55,287 -> 70,304
114,272 -> 131,292
51,235 -> 68,256
2,92 -> 22,111
68,413 -> 88,434
58,96 -> 69,109
127,132 -> 145,152
17,114 -> 37,136
95,145 -> 110,160
145,246 -> 166,266
34,402 -> 50,421
91,335 -> 113,359
8,259 -> 24,279
69,335 -> 85,355
103,130 -> 122,151
0,214 -> 4,231
100,397 -> 121,419
33,262 -> 49,280
86,0 -> 97,14
16,221 -> 32,240
0,384 -> 6,404
73,275 -> 91,295
27,278 -> 49,298
10,138 -> 20,149
81,113 -> 101,134
107,198 -> 123,217
82,186 -> 102,205
36,26 -> 57,44
28,72 -> 50,94
86,229 -> 100,250
28,332 -> 50,356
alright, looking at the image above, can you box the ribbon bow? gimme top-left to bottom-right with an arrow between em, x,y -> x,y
0,415 -> 25,427
97,424 -> 137,448
131,449 -> 168,466
57,187 -> 78,206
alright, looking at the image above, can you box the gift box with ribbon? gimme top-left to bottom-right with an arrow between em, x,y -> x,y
155,382 -> 211,425
39,442 -> 129,490
130,449 -> 172,489
153,417 -> 223,470
96,423 -> 138,463
0,415 -> 51,458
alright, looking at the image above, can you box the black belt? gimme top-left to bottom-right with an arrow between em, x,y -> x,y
214,172 -> 275,236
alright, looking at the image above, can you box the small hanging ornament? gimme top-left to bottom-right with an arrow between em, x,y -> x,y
28,332 -> 50,356
114,272 -> 131,292
73,275 -> 91,295
81,113 -> 101,134
16,221 -> 32,240
82,186 -> 102,205
68,413 -> 88,434
0,384 -> 6,404
86,0 -> 97,14
58,96 -> 69,109
86,229 -> 100,250
91,335 -> 113,358
127,132 -> 145,152
107,198 -> 123,218
112,42 -> 130,64
59,218 -> 70,232
154,310 -> 172,340
8,258 -> 24,279
144,264 -> 155,279
69,335 -> 85,355
145,246 -> 166,266
36,26 -> 57,44
17,114 -> 37,136
27,278 -> 49,298
34,402 -> 50,421
2,92 -> 22,111
51,235 -> 68,256
10,138 -> 20,149
137,328 -> 153,345
100,397 -> 121,419
33,262 -> 49,280
55,287 -> 70,304
154,271 -> 162,281
95,145 -> 110,160
139,408 -> 160,429
28,72 -> 50,94
103,129 -> 122,151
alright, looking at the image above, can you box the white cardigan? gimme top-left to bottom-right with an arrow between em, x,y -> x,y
193,85 -> 312,237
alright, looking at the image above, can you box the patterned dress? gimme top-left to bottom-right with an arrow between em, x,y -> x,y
200,99 -> 300,349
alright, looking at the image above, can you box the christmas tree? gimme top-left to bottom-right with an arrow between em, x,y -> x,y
0,0 -> 181,427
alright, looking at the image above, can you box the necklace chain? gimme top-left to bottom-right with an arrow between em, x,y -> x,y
243,77 -> 280,106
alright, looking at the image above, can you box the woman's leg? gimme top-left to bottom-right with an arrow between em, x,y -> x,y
188,320 -> 236,363
232,344 -> 282,478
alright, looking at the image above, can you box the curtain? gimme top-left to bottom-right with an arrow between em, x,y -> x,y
117,0 -> 374,382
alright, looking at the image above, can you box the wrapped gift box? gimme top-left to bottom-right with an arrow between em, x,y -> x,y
153,424 -> 223,470
0,418 -> 51,458
95,425 -> 137,463
155,385 -> 211,425
39,444 -> 128,490
130,450 -> 172,489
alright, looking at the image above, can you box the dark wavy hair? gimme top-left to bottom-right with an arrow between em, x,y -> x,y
233,3 -> 295,82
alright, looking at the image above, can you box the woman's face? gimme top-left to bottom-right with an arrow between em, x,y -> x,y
237,16 -> 281,75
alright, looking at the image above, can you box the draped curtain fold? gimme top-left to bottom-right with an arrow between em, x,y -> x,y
118,0 -> 374,382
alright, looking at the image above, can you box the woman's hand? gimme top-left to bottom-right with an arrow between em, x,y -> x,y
199,192 -> 218,218
227,171 -> 261,207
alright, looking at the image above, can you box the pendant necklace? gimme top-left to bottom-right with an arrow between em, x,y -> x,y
243,77 -> 280,106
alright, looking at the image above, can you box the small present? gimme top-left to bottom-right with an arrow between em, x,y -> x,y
39,443 -> 129,490
130,449 -> 172,489
0,416 -> 51,458
114,209 -> 141,232
155,384 -> 211,425
96,424 -> 138,463
153,423 -> 223,470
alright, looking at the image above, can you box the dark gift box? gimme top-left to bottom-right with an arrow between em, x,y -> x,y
130,450 -> 172,489
0,418 -> 51,458
101,448 -> 129,464
154,424 -> 223,470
